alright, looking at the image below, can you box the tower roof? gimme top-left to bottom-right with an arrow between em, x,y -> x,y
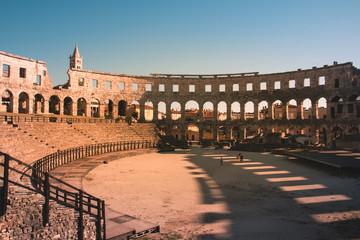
72,43 -> 81,58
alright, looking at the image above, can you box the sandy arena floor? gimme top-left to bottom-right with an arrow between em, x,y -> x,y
83,146 -> 360,240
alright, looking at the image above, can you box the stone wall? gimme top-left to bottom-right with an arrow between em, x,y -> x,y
0,185 -> 96,239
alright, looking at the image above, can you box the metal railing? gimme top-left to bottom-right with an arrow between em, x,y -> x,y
0,152 -> 106,240
32,140 -> 158,175
0,114 -> 125,124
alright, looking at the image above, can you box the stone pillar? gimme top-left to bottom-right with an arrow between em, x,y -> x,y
86,103 -> 91,117
311,100 -> 317,119
282,104 -> 287,120
214,104 -> 218,121
153,103 -> 158,121
240,102 -> 245,120
268,103 -> 273,120
29,97 -> 34,114
254,102 -> 259,120
213,126 -> 218,141
58,101 -> 63,116
166,104 -> 171,120
139,102 -> 145,122
199,104 -> 203,121
297,104 -> 302,119
99,103 -> 104,118
181,127 -> 186,141
72,102 -> 77,116
226,103 -> 231,121
225,126 -> 231,140
181,103 -> 186,122
44,100 -> 49,114
199,128 -> 204,141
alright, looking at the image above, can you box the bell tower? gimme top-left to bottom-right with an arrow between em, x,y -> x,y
69,43 -> 83,69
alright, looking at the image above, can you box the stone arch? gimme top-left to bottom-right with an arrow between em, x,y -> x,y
302,98 -> 312,119
2,90 -> 13,113
104,99 -> 114,119
217,101 -> 227,121
171,125 -> 181,140
171,102 -> 181,120
19,92 -> 30,114
217,125 -> 226,141
186,124 -> 199,141
332,126 -> 343,139
118,100 -> 127,117
244,125 -> 256,138
34,94 -> 44,114
158,101 -> 166,120
258,100 -> 268,120
287,99 -> 297,119
203,101 -> 214,120
130,100 -> 140,119
244,101 -> 254,120
231,102 -> 241,120
144,101 -> 154,121
348,94 -> 360,117
77,98 -> 87,116
273,100 -> 283,120
231,126 -> 241,140
63,97 -> 73,115
91,98 -> 100,118
330,96 -> 343,118
49,95 -> 60,115
185,100 -> 199,122
203,124 -> 214,140
317,97 -> 327,119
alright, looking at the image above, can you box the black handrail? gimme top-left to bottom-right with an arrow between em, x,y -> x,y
0,114 -> 125,124
0,152 -> 106,240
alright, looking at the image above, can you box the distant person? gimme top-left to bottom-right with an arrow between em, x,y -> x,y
240,153 -> 244,162
220,157 -> 223,166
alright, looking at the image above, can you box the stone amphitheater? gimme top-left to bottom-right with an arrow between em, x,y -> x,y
1,45 -> 360,239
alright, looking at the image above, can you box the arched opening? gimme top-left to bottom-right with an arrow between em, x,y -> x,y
19,92 -> 30,114
203,102 -> 214,121
144,101 -> 154,121
63,97 -> 73,115
203,125 -> 214,140
104,99 -> 113,119
273,100 -> 283,120
186,124 -> 199,141
171,102 -> 181,120
332,126 -> 342,139
185,100 -> 199,122
348,94 -> 360,118
231,102 -> 240,120
217,101 -> 227,121
158,101 -> 166,120
130,101 -> 140,119
49,95 -> 60,115
2,90 -> 13,112
302,98 -> 312,119
317,97 -> 327,119
118,100 -> 127,117
330,96 -> 343,118
244,126 -> 256,139
91,98 -> 100,118
258,101 -> 268,120
231,126 -> 241,140
287,99 -> 297,119
34,94 -> 44,114
171,125 -> 181,140
217,126 -> 226,141
244,101 -> 254,120
77,98 -> 87,116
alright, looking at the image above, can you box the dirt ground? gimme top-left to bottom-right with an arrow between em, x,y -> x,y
83,146 -> 360,240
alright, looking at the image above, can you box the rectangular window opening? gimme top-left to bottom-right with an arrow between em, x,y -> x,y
173,84 -> 179,92
189,84 -> 195,92
19,67 -> 26,78
159,84 -> 165,92
36,75 -> 41,85
233,84 -> 239,92
205,84 -> 212,92
304,78 -> 311,87
274,81 -> 281,89
3,64 -> 10,77
92,79 -> 98,88
260,82 -> 267,90
106,81 -> 111,89
146,83 -> 152,92
289,80 -> 296,88
318,76 -> 325,85
133,83 -> 138,91
246,83 -> 253,91
219,84 -> 226,92
78,78 -> 84,86
119,82 -> 125,90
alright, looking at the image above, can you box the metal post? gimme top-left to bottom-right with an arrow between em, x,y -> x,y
0,154 -> 9,216
78,190 -> 84,240
96,199 -> 101,240
43,172 -> 50,226
102,200 -> 106,240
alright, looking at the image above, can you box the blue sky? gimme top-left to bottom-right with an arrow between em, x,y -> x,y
1,0 -> 360,86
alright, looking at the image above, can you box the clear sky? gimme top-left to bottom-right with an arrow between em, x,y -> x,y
1,0 -> 360,86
